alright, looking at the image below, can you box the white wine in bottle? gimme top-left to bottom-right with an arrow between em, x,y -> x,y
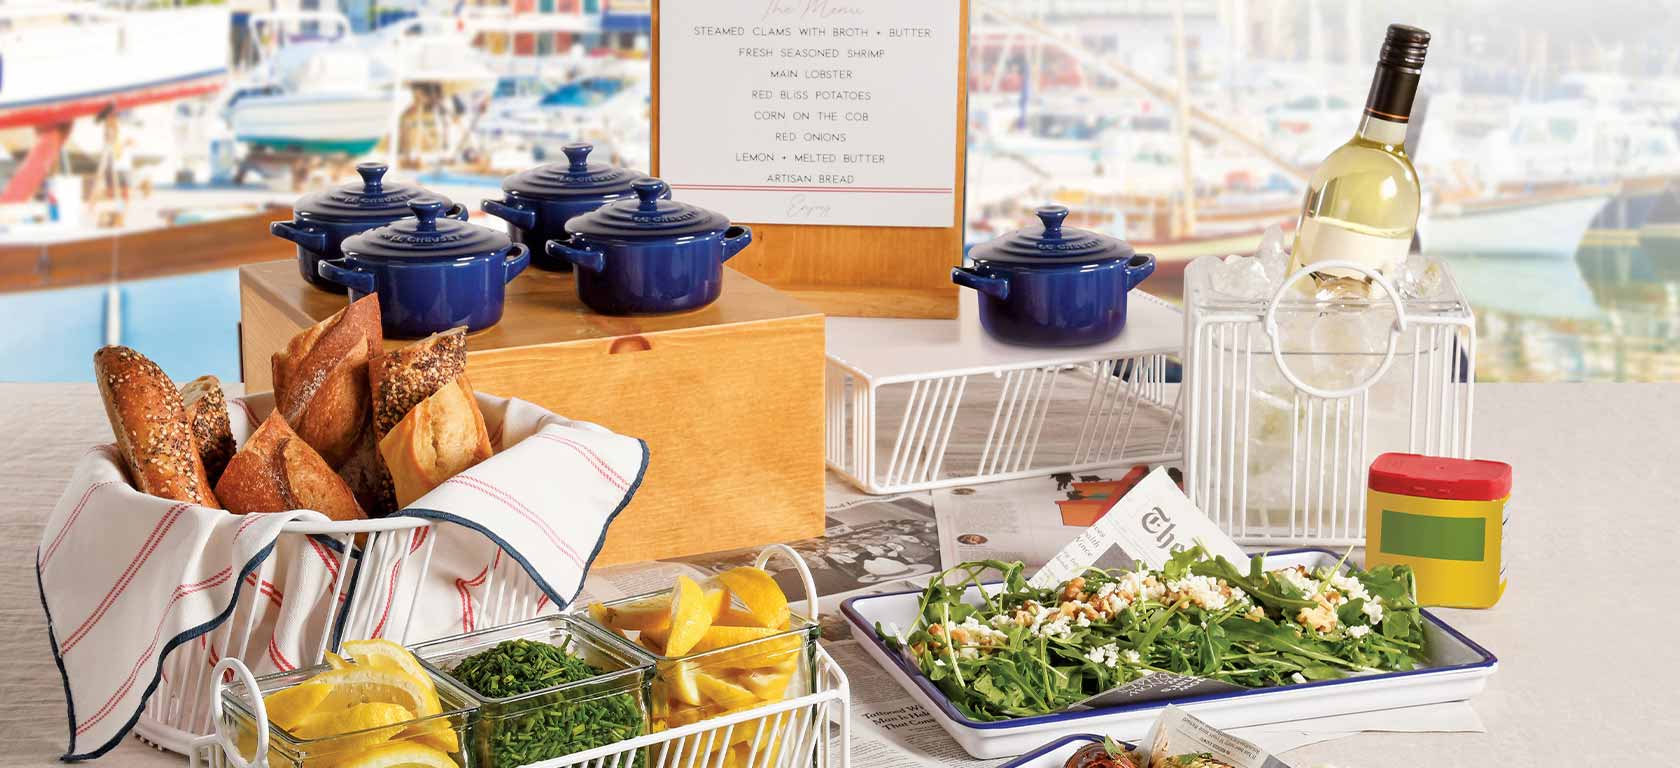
1291,24 -> 1429,296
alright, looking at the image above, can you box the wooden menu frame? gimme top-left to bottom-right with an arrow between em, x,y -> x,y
650,0 -> 969,319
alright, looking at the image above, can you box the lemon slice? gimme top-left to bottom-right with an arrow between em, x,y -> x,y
664,576 -> 713,657
590,593 -> 673,633
292,702 -> 413,752
325,651 -> 351,670
695,673 -> 758,710
261,682 -> 331,733
689,625 -> 804,669
666,660 -> 703,707
735,669 -> 794,701
716,567 -> 790,630
333,741 -> 460,768
341,639 -> 431,684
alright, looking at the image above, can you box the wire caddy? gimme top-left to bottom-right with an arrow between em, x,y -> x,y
190,543 -> 852,768
1184,258 -> 1475,547
825,291 -> 1185,494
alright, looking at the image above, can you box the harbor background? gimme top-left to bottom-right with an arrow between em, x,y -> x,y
3,0 -> 1678,382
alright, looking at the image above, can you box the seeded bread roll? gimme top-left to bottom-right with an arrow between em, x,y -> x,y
215,413 -> 364,521
180,375 -> 235,485
93,346 -> 220,507
272,295 -> 382,467
379,374 -> 493,507
372,327 -> 468,438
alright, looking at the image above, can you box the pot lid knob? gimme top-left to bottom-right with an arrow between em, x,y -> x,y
562,142 -> 593,172
633,178 -> 669,210
1036,205 -> 1069,237
409,197 -> 447,231
356,161 -> 388,193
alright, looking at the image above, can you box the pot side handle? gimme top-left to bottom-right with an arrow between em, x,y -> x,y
1124,253 -> 1156,289
721,225 -> 754,262
503,243 -> 531,283
481,198 -> 537,230
270,220 -> 328,253
316,258 -> 377,295
545,237 -> 605,273
951,266 -> 1009,300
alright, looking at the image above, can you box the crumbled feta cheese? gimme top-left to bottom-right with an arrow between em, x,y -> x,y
1165,574 -> 1248,611
1362,600 -> 1385,624
1290,672 -> 1307,684
1274,566 -> 1320,594
1075,614 -> 1091,628
1085,643 -> 1120,668
1328,573 -> 1372,604
1347,625 -> 1372,639
1122,649 -> 1142,665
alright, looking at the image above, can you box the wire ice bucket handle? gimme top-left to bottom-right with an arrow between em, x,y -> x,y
754,543 -> 821,623
208,658 -> 266,768
1262,259 -> 1410,400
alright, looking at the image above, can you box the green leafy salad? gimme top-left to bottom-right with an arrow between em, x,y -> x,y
877,546 -> 1429,721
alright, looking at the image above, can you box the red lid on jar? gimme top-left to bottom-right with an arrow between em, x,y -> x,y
1368,452 -> 1511,501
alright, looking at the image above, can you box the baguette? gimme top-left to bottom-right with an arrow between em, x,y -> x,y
272,295 -> 382,467
93,346 -> 219,507
180,375 -> 235,486
215,413 -> 364,521
379,374 -> 493,508
372,327 -> 467,438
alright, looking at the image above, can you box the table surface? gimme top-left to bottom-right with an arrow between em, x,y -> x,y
2,382 -> 1673,766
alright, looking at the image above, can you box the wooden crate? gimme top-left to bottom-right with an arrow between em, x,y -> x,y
239,259 -> 827,564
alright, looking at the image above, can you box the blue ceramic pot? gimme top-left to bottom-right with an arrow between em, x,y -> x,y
270,162 -> 467,291
545,179 -> 753,315
481,142 -> 664,272
953,206 -> 1155,347
319,199 -> 530,339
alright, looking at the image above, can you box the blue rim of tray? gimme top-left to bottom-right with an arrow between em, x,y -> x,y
839,547 -> 1499,732
999,733 -> 1111,768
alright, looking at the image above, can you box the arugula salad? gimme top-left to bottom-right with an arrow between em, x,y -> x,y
878,547 -> 1429,721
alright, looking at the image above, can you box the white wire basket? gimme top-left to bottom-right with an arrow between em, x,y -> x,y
826,291 -> 1184,494
1184,258 -> 1476,547
191,544 -> 853,768
136,516 -> 547,755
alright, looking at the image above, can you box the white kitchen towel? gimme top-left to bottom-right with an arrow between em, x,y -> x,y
36,393 -> 647,760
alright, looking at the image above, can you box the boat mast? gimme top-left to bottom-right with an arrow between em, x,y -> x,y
1172,0 -> 1196,238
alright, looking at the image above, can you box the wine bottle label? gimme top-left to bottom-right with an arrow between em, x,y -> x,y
1295,218 -> 1411,280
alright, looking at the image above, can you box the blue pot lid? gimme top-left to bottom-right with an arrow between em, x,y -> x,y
502,142 -> 648,201
294,162 -> 456,223
567,179 -> 733,240
341,199 -> 510,262
969,205 -> 1136,264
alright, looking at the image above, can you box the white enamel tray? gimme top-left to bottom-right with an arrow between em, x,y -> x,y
840,548 -> 1497,759
999,734 -> 1109,768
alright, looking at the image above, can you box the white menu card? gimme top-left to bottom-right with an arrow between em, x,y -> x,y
657,0 -> 961,227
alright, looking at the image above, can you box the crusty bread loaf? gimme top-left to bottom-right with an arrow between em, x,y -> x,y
372,327 -> 467,438
215,413 -> 364,521
180,375 -> 235,486
272,295 -> 382,467
93,346 -> 219,507
379,374 -> 493,508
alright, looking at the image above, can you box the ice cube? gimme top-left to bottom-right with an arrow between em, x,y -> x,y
1211,253 -> 1272,298
1255,223 -> 1289,284
1395,253 -> 1445,299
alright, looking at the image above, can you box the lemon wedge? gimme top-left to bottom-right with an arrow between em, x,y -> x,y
590,593 -> 673,633
292,701 -> 413,753
735,668 -> 794,701
664,576 -> 713,657
694,673 -> 758,710
716,567 -> 790,630
666,660 -> 703,707
332,741 -> 460,768
261,681 -> 330,733
341,639 -> 431,683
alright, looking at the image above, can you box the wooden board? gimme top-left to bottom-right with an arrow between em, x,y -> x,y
650,0 -> 969,320
240,260 -> 828,564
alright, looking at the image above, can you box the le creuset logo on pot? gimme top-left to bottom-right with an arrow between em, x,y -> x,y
332,190 -> 411,206
1037,237 -> 1102,252
383,232 -> 467,244
631,211 -> 697,224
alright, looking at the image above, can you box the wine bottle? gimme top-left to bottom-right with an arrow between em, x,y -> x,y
1290,24 -> 1430,296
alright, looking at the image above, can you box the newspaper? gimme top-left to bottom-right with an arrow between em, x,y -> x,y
579,493 -> 943,641
934,464 -> 1178,572
1139,706 -> 1293,768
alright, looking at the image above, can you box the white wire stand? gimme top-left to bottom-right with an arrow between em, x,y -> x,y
194,544 -> 853,768
1184,257 -> 1476,547
139,516 -> 548,755
826,290 -> 1185,494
